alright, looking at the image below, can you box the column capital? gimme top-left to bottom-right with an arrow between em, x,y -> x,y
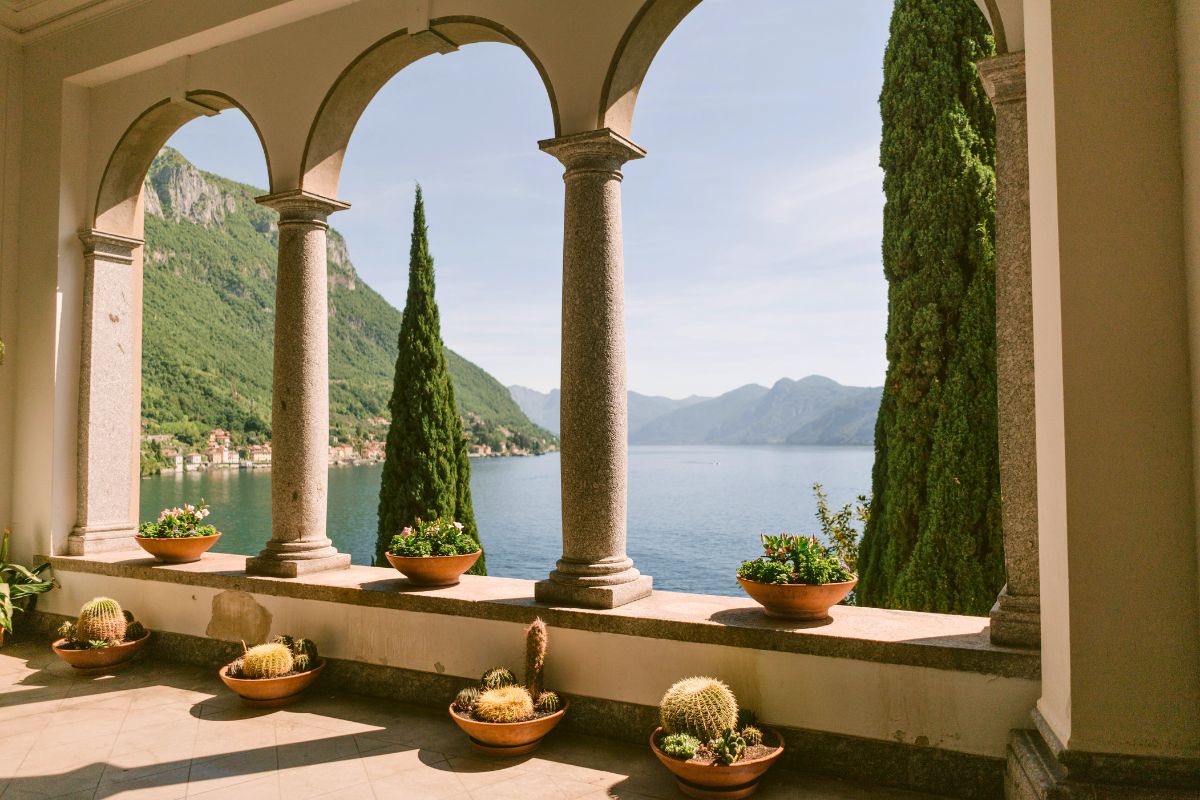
538,128 -> 646,174
78,229 -> 143,264
976,50 -> 1026,105
255,189 -> 351,223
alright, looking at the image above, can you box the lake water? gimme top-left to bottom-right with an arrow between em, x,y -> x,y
139,445 -> 873,597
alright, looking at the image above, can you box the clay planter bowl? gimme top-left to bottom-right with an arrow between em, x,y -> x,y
737,577 -> 857,622
135,533 -> 221,564
449,700 -> 568,756
385,550 -> 481,586
52,632 -> 150,674
650,726 -> 785,799
219,659 -> 325,708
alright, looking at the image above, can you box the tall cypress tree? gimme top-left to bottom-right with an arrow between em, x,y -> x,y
857,0 -> 1000,614
375,186 -> 484,573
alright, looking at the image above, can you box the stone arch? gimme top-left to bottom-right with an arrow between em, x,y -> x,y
94,91 -> 274,238
300,17 -> 559,199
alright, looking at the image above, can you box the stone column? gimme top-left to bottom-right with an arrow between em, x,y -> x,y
535,129 -> 653,609
69,230 -> 143,555
246,190 -> 351,577
978,52 -> 1040,649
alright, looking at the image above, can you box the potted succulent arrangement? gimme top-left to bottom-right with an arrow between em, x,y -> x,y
136,501 -> 222,563
650,677 -> 784,799
52,597 -> 150,672
449,618 -> 567,756
384,516 -> 481,586
736,532 -> 856,621
220,634 -> 323,707
0,527 -> 55,648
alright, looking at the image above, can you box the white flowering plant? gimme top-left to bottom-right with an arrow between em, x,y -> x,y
137,502 -> 220,539
388,517 -> 479,558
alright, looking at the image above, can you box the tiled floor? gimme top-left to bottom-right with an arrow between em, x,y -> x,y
0,641 -> 941,799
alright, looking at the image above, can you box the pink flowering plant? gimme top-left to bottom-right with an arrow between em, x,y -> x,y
138,501 -> 219,539
388,517 -> 479,558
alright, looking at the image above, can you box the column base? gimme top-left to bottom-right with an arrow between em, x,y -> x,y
67,525 -> 140,555
535,575 -> 653,609
246,551 -> 351,578
990,586 -> 1040,648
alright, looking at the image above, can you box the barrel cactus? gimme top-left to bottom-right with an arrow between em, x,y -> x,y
75,598 -> 127,644
534,690 -> 561,714
271,634 -> 295,649
659,677 -> 739,743
125,621 -> 147,641
293,653 -> 312,673
293,638 -> 318,660
482,666 -> 516,690
242,642 -> 294,679
455,686 -> 481,713
524,618 -> 548,699
473,685 -> 534,723
740,725 -> 764,747
710,729 -> 746,766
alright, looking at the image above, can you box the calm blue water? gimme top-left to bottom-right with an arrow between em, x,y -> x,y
138,445 -> 873,596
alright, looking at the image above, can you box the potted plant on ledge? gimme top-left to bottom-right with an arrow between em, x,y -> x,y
449,618 -> 567,756
136,501 -> 222,563
736,532 -> 856,621
52,597 -> 150,672
649,677 -> 784,799
384,517 -> 481,586
219,634 -> 324,707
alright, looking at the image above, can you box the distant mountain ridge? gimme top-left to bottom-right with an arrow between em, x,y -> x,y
509,376 -> 879,446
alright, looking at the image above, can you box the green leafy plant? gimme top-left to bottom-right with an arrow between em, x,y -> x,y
737,532 -> 854,586
710,729 -> 747,765
659,732 -> 701,760
388,517 -> 480,558
813,483 -> 869,574
138,502 -> 220,539
0,528 -> 55,642
659,677 -> 739,744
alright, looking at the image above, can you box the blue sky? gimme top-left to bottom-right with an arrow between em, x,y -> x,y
166,0 -> 892,398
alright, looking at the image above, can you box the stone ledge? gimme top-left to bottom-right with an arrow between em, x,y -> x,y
48,551 -> 1040,680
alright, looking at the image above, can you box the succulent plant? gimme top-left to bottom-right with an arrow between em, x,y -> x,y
455,686 -> 482,713
125,621 -> 147,641
524,618 -> 548,700
481,666 -> 516,690
473,685 -> 534,723
710,729 -> 746,766
292,638 -> 318,660
227,657 -> 245,678
75,598 -> 127,644
56,621 -> 76,641
659,677 -> 739,744
659,732 -> 701,760
534,690 -> 561,714
86,639 -> 111,650
293,653 -> 311,673
740,725 -> 764,747
271,634 -> 295,649
242,642 -> 294,679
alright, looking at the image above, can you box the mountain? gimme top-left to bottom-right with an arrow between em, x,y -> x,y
508,386 -> 707,436
140,147 -> 555,454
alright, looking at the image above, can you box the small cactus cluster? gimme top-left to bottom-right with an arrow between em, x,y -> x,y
229,634 -> 319,679
659,732 -> 701,759
57,598 -> 146,649
710,729 -> 747,765
453,618 -> 564,724
740,725 -> 764,747
658,677 -> 771,765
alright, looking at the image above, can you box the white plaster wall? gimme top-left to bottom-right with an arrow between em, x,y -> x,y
41,572 -> 1039,760
0,36 -> 20,553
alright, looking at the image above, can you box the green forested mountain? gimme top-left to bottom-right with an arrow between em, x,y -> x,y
140,147 -> 555,453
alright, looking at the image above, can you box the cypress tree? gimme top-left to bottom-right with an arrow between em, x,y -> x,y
857,0 -> 1000,613
375,186 -> 485,573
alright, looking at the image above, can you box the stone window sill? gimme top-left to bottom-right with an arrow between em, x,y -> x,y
48,551 -> 1039,680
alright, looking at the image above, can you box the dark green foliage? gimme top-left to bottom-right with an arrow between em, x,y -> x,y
857,0 -> 1002,614
659,732 -> 701,760
737,534 -> 853,585
374,188 -> 485,572
481,666 -> 516,690
709,729 -> 746,766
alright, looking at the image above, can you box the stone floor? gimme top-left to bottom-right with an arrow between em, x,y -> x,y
0,641 -> 942,799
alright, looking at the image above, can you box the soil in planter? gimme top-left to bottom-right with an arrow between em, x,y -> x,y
658,733 -> 781,767
57,631 -> 149,651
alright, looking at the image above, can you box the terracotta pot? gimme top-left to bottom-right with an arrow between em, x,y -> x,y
220,659 -> 325,707
737,577 -> 857,621
650,726 -> 784,799
135,533 -> 221,563
52,632 -> 150,673
385,551 -> 481,586
449,700 -> 568,756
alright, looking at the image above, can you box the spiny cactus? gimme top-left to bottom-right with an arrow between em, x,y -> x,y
271,634 -> 295,649
473,685 -> 534,723
122,610 -> 135,623
524,618 -> 548,700
455,686 -> 481,713
293,653 -> 312,673
227,657 -> 245,678
710,729 -> 746,766
292,638 -> 318,660
75,598 -> 127,644
659,732 -> 701,760
125,621 -> 147,641
740,725 -> 764,747
534,690 -> 561,714
659,677 -> 739,744
482,666 -> 516,690
242,642 -> 294,679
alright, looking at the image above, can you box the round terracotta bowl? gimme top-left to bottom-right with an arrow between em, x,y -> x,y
52,632 -> 150,673
385,551 -> 481,586
449,700 -> 568,756
219,659 -> 325,708
737,577 -> 857,621
650,726 -> 785,799
135,533 -> 221,564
